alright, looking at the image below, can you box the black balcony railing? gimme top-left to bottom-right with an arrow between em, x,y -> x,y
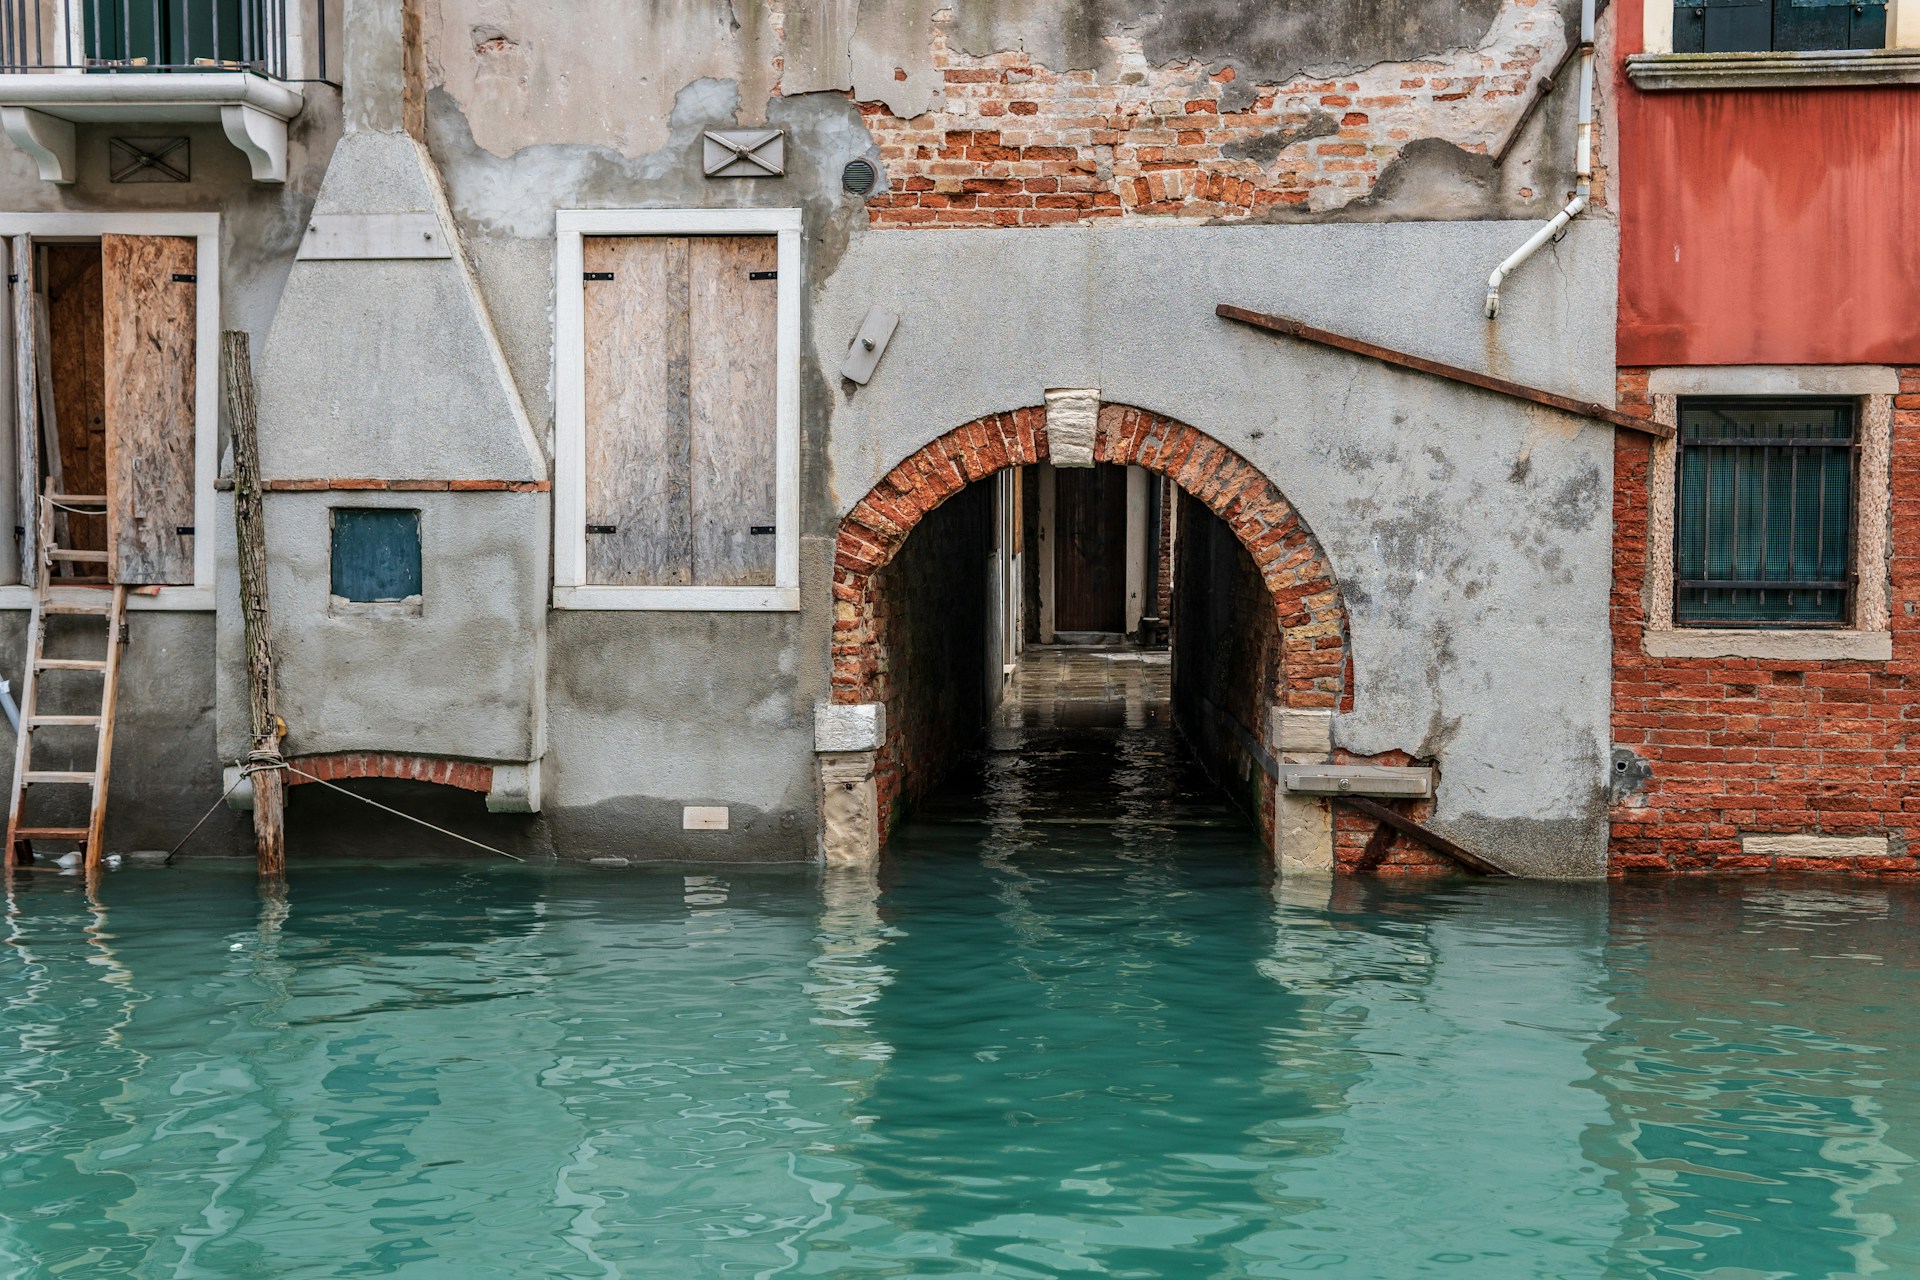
0,0 -> 326,80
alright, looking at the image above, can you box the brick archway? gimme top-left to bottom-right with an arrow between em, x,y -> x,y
831,404 -> 1349,710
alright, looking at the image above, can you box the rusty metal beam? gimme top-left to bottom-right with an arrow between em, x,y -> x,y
1216,304 -> 1673,440
1336,795 -> 1514,876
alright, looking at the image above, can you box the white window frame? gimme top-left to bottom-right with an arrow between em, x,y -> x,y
1640,0 -> 1920,57
1640,365 -> 1893,661
0,211 -> 218,612
552,208 -> 801,612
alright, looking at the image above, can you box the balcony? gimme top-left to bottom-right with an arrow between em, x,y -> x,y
0,0 -> 333,183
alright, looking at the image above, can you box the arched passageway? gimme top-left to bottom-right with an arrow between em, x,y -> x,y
825,404 -> 1403,866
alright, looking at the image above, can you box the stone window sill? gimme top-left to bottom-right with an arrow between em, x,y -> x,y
1625,49 -> 1920,90
1642,627 -> 1892,660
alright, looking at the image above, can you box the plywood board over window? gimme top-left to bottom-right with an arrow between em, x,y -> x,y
102,233 -> 196,586
582,233 -> 778,589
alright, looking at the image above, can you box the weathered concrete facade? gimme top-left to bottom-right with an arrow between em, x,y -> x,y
0,0 -> 1625,874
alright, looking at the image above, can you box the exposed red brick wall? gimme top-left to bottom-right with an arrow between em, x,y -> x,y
1609,367 -> 1920,874
833,404 -> 1349,832
864,483 -> 994,828
286,752 -> 494,793
858,10 -> 1567,228
1172,488 -> 1284,839
1330,750 -> 1451,873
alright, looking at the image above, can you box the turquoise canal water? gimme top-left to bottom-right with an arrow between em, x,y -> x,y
5,839 -> 1920,1277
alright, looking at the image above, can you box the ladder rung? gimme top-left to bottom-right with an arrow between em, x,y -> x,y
47,549 -> 108,563
11,826 -> 88,839
21,770 -> 96,783
48,494 -> 106,505
43,600 -> 113,615
27,715 -> 101,726
34,658 -> 108,671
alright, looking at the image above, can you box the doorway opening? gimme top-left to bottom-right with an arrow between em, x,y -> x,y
830,406 -> 1350,854
14,231 -> 199,588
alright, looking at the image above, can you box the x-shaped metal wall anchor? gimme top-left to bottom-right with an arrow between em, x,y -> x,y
702,129 -> 785,178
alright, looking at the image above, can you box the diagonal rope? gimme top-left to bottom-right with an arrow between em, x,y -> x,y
280,763 -> 525,862
160,757 -> 527,866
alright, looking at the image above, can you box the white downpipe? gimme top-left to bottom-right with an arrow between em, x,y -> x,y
1485,0 -> 1596,319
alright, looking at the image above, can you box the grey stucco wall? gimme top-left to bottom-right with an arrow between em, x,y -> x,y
423,80 -> 872,861
215,489 -> 548,763
813,220 -> 1619,876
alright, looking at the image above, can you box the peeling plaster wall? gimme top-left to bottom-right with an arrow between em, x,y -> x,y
418,0 -> 1614,871
0,0 -> 1618,869
424,0 -> 1581,222
813,221 -> 1619,876
422,75 -> 869,859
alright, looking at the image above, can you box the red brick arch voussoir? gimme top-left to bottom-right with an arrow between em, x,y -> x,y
830,403 -> 1349,710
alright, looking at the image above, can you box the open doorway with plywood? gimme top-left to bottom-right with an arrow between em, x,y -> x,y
13,232 -> 197,586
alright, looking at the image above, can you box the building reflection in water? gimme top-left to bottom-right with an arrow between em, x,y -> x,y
1585,878 -> 1920,1278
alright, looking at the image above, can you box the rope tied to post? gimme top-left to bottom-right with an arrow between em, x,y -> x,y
163,752 -> 526,866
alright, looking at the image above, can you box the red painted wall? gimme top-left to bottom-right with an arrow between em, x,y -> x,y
1616,0 -> 1920,365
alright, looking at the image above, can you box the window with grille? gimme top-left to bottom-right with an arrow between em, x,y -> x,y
1674,399 -> 1855,628
1673,0 -> 1886,53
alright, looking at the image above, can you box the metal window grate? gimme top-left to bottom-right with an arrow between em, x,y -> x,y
1674,398 -> 1855,628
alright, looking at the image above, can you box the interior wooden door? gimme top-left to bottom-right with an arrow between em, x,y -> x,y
1053,464 -> 1127,633
102,234 -> 197,586
45,244 -> 107,553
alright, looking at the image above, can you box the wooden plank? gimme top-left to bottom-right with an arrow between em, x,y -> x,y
5,483 -> 50,868
583,235 -> 692,586
1215,304 -> 1676,440
222,331 -> 284,878
102,234 -> 197,585
13,234 -> 37,585
1354,819 -> 1398,872
32,291 -> 70,567
0,239 -> 13,589
84,586 -> 127,870
44,244 -> 106,554
1336,795 -> 1514,876
688,235 -> 778,587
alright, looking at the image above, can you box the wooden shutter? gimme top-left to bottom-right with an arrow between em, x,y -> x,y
12,234 -> 36,584
688,236 -> 776,587
584,235 -> 693,586
582,233 -> 777,588
102,233 -> 197,586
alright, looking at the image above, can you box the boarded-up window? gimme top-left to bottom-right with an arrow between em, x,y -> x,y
581,234 -> 777,588
102,233 -> 196,586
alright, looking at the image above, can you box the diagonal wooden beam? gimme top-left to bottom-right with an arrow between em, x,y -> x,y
1336,795 -> 1514,876
1217,303 -> 1673,440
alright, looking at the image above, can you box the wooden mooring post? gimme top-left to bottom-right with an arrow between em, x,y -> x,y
221,331 -> 285,877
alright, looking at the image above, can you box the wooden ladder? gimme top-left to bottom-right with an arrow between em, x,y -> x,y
4,488 -> 127,872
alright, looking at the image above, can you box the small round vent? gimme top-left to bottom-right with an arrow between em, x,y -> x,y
842,158 -> 878,197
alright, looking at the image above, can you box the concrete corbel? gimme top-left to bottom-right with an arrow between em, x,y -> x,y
1,108 -> 75,184
1271,707 -> 1335,873
485,761 -> 542,813
220,102 -> 288,183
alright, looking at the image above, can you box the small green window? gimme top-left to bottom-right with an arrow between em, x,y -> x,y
331,509 -> 422,603
1674,399 -> 1855,628
1673,0 -> 1886,54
